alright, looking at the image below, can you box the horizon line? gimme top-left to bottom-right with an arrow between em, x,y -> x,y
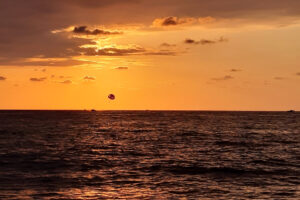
0,109 -> 297,112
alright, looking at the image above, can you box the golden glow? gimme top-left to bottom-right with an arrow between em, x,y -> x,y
1,14 -> 300,111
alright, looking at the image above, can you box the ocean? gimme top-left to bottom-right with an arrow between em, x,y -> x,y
0,111 -> 299,199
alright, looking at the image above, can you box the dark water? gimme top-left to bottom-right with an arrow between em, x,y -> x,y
0,111 -> 299,199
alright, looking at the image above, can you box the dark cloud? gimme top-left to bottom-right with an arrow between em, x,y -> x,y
1,0 -> 300,67
152,16 -> 216,27
0,33 -> 95,66
30,77 -> 47,82
0,76 -> 6,81
83,76 -> 96,80
115,67 -> 129,70
73,26 -> 122,35
0,0 -> 133,66
185,39 -> 197,44
164,17 -> 179,26
161,17 -> 180,26
230,69 -> 242,72
185,37 -> 228,45
212,75 -> 234,81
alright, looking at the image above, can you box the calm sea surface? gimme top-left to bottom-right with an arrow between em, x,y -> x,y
0,111 -> 299,199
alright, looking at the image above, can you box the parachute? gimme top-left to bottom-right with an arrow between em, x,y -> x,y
108,94 -> 115,100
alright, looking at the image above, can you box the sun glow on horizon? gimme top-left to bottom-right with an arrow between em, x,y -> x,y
0,1 -> 300,110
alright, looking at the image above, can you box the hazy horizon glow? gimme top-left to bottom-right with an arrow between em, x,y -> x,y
0,0 -> 299,110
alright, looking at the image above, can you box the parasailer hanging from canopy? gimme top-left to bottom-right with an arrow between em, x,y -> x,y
108,94 -> 115,100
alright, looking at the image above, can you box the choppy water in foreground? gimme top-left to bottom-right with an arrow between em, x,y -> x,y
0,111 -> 299,199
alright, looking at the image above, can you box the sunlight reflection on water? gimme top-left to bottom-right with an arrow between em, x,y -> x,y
0,111 -> 299,199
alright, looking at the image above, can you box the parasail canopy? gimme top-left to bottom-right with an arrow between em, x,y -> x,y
108,94 -> 115,100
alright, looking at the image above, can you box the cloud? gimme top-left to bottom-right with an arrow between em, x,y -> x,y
143,50 -> 177,56
83,46 -> 145,56
296,72 -> 300,76
83,76 -> 96,80
230,69 -> 242,72
160,43 -> 177,47
30,77 -> 47,82
0,33 -> 95,66
0,0 -> 136,67
0,57 -> 94,67
161,17 -> 179,26
73,26 -> 122,35
212,75 -> 234,81
184,37 -> 228,45
60,80 -> 72,84
1,0 -> 300,67
184,39 -> 197,44
82,46 -> 177,56
115,67 -> 129,70
59,75 -> 72,79
146,0 -> 300,23
0,76 -> 6,81
152,16 -> 216,27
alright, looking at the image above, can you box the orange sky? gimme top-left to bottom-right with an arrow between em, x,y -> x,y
0,0 -> 299,110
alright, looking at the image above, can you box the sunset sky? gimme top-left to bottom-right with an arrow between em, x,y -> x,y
0,0 -> 300,110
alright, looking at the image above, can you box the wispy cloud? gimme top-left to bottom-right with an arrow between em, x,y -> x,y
58,75 -> 72,79
0,76 -> 6,81
30,77 -> 47,82
83,76 -> 96,81
0,57 -> 94,67
83,46 -> 145,56
82,46 -> 177,56
73,26 -> 122,36
184,37 -> 228,45
211,75 -> 234,81
115,67 -> 129,70
230,69 -> 242,72
60,80 -> 72,84
152,16 -> 215,27
160,43 -> 177,47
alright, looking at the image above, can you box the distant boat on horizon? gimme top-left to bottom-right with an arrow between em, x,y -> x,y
91,109 -> 97,112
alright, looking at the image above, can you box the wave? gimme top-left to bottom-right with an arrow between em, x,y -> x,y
139,165 -> 300,176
